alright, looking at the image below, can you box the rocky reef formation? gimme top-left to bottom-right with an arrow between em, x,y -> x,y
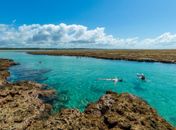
0,59 -> 175,130
28,49 -> 176,64
0,59 -> 55,129
0,81 -> 55,130
29,91 -> 175,130
0,59 -> 18,85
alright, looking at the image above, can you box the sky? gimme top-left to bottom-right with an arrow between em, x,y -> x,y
0,0 -> 176,48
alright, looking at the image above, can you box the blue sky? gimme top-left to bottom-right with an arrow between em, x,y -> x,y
0,0 -> 176,48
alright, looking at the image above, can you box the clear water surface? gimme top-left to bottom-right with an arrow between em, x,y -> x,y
0,51 -> 176,126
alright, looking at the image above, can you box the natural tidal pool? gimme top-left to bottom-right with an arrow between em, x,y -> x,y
0,51 -> 176,126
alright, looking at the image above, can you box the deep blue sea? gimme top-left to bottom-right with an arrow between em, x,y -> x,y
0,51 -> 176,126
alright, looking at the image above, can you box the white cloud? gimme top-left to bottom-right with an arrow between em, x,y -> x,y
0,23 -> 176,48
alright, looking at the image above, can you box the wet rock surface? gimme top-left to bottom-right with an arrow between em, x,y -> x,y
0,59 -> 18,85
0,59 -> 175,130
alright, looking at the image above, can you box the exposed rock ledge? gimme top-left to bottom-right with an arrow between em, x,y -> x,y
0,59 -> 175,130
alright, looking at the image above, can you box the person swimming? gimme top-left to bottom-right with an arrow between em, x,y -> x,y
98,77 -> 123,84
137,73 -> 146,80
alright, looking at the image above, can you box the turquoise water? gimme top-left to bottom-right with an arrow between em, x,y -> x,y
0,52 -> 176,126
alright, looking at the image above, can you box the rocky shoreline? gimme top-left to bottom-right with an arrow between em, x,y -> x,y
0,59 -> 175,130
28,49 -> 176,64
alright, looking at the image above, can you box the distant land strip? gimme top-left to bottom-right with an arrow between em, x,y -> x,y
27,49 -> 176,64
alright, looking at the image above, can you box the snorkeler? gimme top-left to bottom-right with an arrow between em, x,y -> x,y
98,77 -> 123,84
137,73 -> 146,80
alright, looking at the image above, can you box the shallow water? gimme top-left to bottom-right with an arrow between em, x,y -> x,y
0,51 -> 176,126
